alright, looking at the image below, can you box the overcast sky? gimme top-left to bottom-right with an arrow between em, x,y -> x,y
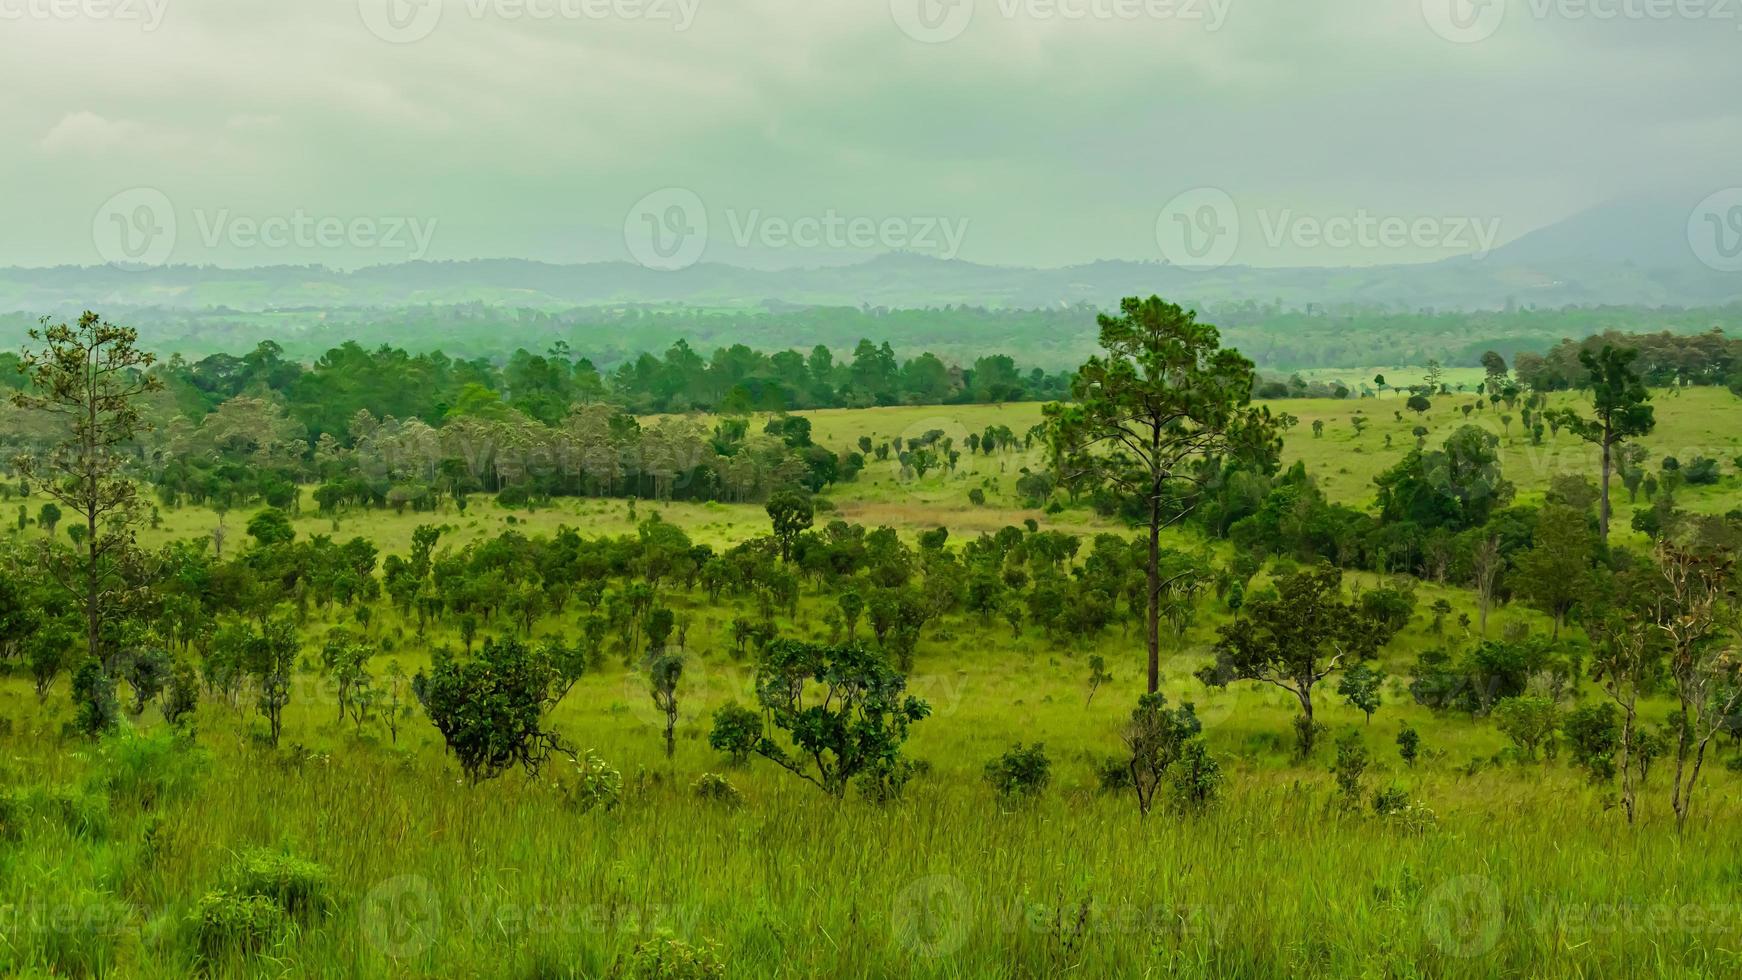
2,0 -> 1738,270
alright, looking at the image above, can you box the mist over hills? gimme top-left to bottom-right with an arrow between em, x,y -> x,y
3,194 -> 1737,315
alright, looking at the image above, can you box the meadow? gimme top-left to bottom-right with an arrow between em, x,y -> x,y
5,386 -> 1742,978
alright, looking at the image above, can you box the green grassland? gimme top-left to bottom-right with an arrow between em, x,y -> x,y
6,388 -> 1742,977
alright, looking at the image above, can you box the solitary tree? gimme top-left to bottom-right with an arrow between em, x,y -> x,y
1209,563 -> 1402,755
1046,297 -> 1283,693
12,312 -> 163,667
1548,345 -> 1655,542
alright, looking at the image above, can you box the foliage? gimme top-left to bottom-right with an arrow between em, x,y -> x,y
984,742 -> 1052,802
717,639 -> 930,799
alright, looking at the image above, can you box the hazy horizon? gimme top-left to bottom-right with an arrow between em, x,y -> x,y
4,1 -> 1740,273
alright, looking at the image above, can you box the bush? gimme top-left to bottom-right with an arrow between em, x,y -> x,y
225,849 -> 334,922
1170,738 -> 1223,810
557,750 -> 623,813
1396,723 -> 1420,767
692,773 -> 744,809
1493,697 -> 1560,762
1684,456 -> 1722,485
189,890 -> 290,958
1371,784 -> 1411,816
706,702 -> 762,767
611,933 -> 726,979
983,742 -> 1051,802
1331,731 -> 1369,804
88,729 -> 207,810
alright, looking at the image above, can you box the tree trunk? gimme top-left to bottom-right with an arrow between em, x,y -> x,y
1598,426 -> 1613,542
1146,469 -> 1161,695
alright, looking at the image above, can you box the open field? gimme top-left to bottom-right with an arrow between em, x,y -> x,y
6,385 -> 1742,978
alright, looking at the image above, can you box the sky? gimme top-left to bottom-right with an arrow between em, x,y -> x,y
2,0 -> 1739,271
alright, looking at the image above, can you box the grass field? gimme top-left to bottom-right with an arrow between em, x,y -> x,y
6,386 -> 1742,977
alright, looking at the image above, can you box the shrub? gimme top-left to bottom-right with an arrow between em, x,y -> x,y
225,849 -> 334,922
692,773 -> 744,809
557,750 -> 624,813
1563,703 -> 1619,782
1396,723 -> 1420,767
88,729 -> 208,811
707,703 -> 763,767
1493,697 -> 1560,762
1331,731 -> 1369,804
189,891 -> 290,958
983,742 -> 1051,802
1371,784 -> 1411,816
1170,738 -> 1223,810
611,933 -> 726,979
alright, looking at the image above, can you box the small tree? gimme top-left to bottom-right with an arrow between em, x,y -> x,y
1124,692 -> 1204,816
247,615 -> 299,747
1337,663 -> 1384,723
713,639 -> 930,799
647,649 -> 683,758
12,312 -> 163,669
1331,730 -> 1369,804
707,702 -> 762,767
765,489 -> 813,562
1085,654 -> 1112,707
1396,723 -> 1420,767
1209,563 -> 1403,756
1548,345 -> 1656,542
984,742 -> 1052,803
1494,696 -> 1560,762
413,636 -> 574,783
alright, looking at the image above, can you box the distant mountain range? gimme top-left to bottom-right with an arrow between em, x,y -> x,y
2,194 -> 1737,314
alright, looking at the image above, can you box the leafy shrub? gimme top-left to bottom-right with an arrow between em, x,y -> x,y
1169,738 -> 1223,810
707,702 -> 762,767
1396,723 -> 1420,767
189,890 -> 290,958
1096,757 -> 1134,792
1493,697 -> 1560,762
611,933 -> 726,979
1563,703 -> 1618,781
88,729 -> 207,810
1331,731 -> 1370,804
691,773 -> 743,809
557,750 -> 623,813
225,849 -> 334,921
983,742 -> 1051,802
1371,784 -> 1411,815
